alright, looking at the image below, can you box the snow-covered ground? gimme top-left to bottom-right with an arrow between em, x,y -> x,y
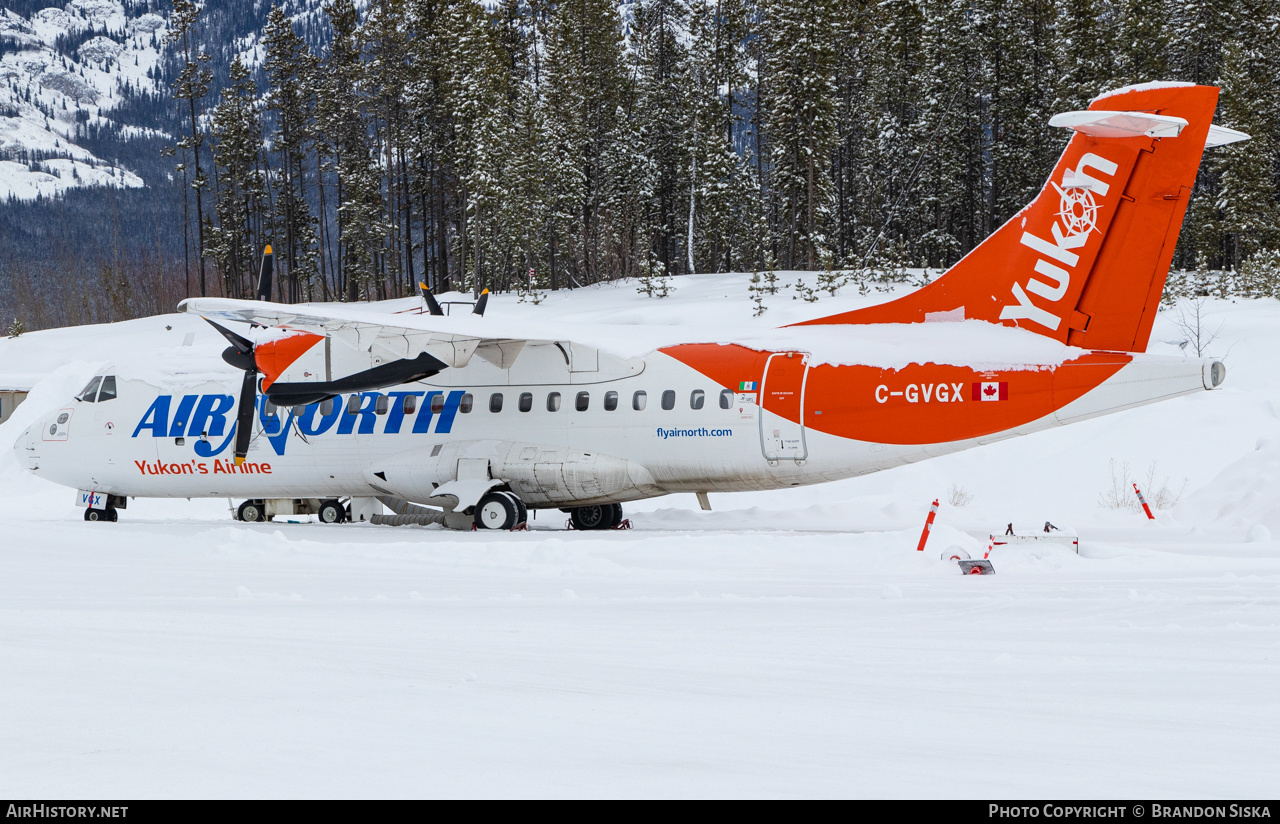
0,272 -> 1277,798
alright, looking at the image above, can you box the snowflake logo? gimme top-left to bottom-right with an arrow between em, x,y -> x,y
1053,181 -> 1099,237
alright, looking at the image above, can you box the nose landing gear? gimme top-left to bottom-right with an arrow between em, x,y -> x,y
83,507 -> 117,522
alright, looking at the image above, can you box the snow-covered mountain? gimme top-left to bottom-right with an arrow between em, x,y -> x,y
0,0 -> 167,200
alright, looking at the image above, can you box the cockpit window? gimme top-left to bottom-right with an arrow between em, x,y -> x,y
97,376 -> 117,402
77,377 -> 102,403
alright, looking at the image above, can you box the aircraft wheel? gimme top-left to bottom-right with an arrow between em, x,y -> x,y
84,507 -> 116,522
474,491 -> 519,530
318,500 -> 345,524
570,504 -> 614,531
496,491 -> 528,527
237,500 -> 265,523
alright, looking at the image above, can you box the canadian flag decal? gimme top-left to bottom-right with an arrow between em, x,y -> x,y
971,381 -> 1009,401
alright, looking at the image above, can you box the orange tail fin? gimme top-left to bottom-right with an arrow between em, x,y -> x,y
800,83 -> 1221,353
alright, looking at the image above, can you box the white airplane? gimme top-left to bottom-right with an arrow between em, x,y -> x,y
14,83 -> 1244,530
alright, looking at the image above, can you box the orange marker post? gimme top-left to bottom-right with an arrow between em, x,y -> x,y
1133,483 -> 1155,520
917,499 -> 939,552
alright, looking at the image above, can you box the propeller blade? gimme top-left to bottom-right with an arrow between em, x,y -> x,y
204,317 -> 253,356
203,318 -> 257,371
420,282 -> 444,316
256,244 -> 274,302
233,369 -> 257,466
473,288 -> 489,316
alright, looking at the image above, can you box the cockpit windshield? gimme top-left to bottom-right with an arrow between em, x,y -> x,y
76,377 -> 102,403
76,376 -> 117,403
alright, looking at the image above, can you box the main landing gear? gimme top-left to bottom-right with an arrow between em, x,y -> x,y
473,490 -> 528,531
567,503 -> 627,530
237,500 -> 265,522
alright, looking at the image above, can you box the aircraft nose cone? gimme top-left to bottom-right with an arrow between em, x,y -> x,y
13,421 -> 40,472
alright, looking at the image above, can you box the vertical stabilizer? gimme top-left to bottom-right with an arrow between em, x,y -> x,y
798,83 -> 1222,353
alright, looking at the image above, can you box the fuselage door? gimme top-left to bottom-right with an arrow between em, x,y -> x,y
759,352 -> 809,463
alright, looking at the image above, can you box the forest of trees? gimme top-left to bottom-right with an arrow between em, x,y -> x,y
7,0 -> 1280,328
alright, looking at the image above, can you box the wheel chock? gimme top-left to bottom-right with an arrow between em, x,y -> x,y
510,521 -> 529,532
612,519 -> 633,530
958,559 -> 995,575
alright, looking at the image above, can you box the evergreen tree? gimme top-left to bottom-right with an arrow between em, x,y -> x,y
405,0 -> 455,293
761,0 -> 841,270
1114,0 -> 1170,86
208,57 -> 264,298
632,0 -> 693,275
915,0 -> 987,265
1213,15 -> 1280,269
364,0 -> 414,298
543,0 -> 632,286
449,1 -> 512,294
263,4 -> 320,301
686,0 -> 756,273
320,0 -> 386,300
167,0 -> 213,296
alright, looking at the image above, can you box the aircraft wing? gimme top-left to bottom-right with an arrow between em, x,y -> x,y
179,297 -> 539,369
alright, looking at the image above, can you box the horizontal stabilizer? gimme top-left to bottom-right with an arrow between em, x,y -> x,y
1206,124 -> 1251,148
1048,110 -> 1187,139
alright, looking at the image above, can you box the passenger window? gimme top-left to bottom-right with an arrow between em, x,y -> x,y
633,390 -> 647,411
430,394 -> 444,414
375,395 -> 389,415
459,393 -> 474,413
490,393 -> 503,413
320,398 -> 334,416
719,389 -> 733,409
604,391 -> 618,411
403,394 -> 417,415
576,391 -> 589,411
661,390 -> 676,410
345,394 -> 360,415
690,389 -> 705,410
547,392 -> 562,412
77,376 -> 101,403
97,376 -> 117,402
519,392 -> 533,412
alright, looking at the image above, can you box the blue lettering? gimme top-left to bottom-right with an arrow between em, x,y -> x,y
194,429 -> 236,457
132,395 -> 170,438
296,399 -> 339,436
412,391 -> 443,434
435,390 -> 465,434
189,394 -> 235,437
257,396 -> 294,455
168,395 -> 198,437
338,393 -> 380,435
383,391 -> 423,434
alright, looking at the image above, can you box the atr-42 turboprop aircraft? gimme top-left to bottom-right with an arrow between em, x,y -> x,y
16,83 -> 1245,530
